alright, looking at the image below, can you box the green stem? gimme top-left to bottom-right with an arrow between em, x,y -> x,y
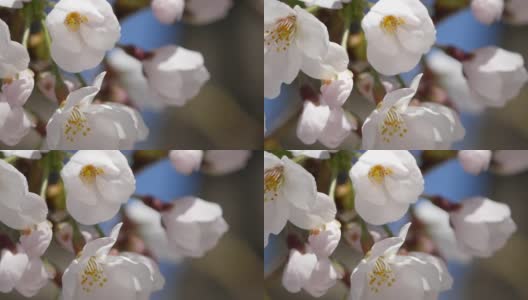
75,73 -> 88,87
40,19 -> 62,80
328,168 -> 338,201
382,224 -> 394,237
341,3 -> 354,50
41,19 -> 51,53
21,0 -> 33,47
40,156 -> 50,199
94,224 -> 105,237
395,74 -> 406,88
22,22 -> 31,48
341,25 -> 350,49
359,218 -> 373,254
70,217 -> 86,254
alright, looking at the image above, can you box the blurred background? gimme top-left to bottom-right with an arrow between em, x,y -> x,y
1,0 -> 263,149
264,151 -> 528,300
2,150 -> 263,300
264,1 -> 528,149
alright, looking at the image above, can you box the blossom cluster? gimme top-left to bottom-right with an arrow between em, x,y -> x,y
0,0 -> 234,148
264,150 -> 522,299
264,0 -> 528,149
0,150 -> 251,299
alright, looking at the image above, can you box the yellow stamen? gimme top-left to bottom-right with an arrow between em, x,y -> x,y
380,107 -> 407,143
380,15 -> 405,35
368,165 -> 393,184
79,165 -> 104,184
368,256 -> 396,293
64,106 -> 91,143
264,165 -> 284,202
64,12 -> 88,32
264,15 -> 297,53
80,256 -> 107,293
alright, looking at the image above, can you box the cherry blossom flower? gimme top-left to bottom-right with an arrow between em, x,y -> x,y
106,49 -> 165,110
169,150 -> 204,175
471,0 -> 504,24
457,150 -> 492,175
185,0 -> 234,25
161,197 -> 228,258
282,219 -> 342,297
0,19 -> 29,78
0,69 -> 34,146
414,201 -> 472,263
462,47 -> 528,108
19,221 -> 53,259
264,152 -> 336,246
1,69 -> 34,107
61,223 -> 164,300
264,0 -> 334,98
119,252 -> 165,292
13,256 -> 51,297
0,249 -> 51,297
282,250 -> 339,297
0,160 -> 48,230
320,70 -> 354,108
125,200 -> 182,262
202,150 -> 252,175
300,0 -> 351,9
46,0 -> 121,72
361,0 -> 436,75
349,150 -> 423,225
427,51 -> 484,113
296,100 -> 356,148
152,0 -> 185,24
60,150 -> 135,225
505,0 -> 528,24
143,45 -> 210,107
348,223 -> 453,300
308,220 -> 341,258
0,250 -> 28,294
361,74 -> 465,149
302,42 -> 349,82
46,72 -> 148,149
493,150 -> 528,175
0,0 -> 30,8
450,197 -> 517,258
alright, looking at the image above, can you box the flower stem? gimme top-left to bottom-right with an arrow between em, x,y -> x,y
359,218 -> 374,254
40,18 -> 67,104
382,224 -> 394,237
75,73 -> 88,87
341,3 -> 354,50
395,74 -> 406,87
40,156 -> 50,199
70,217 -> 86,254
328,168 -> 338,201
22,21 -> 31,48
94,224 -> 105,237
